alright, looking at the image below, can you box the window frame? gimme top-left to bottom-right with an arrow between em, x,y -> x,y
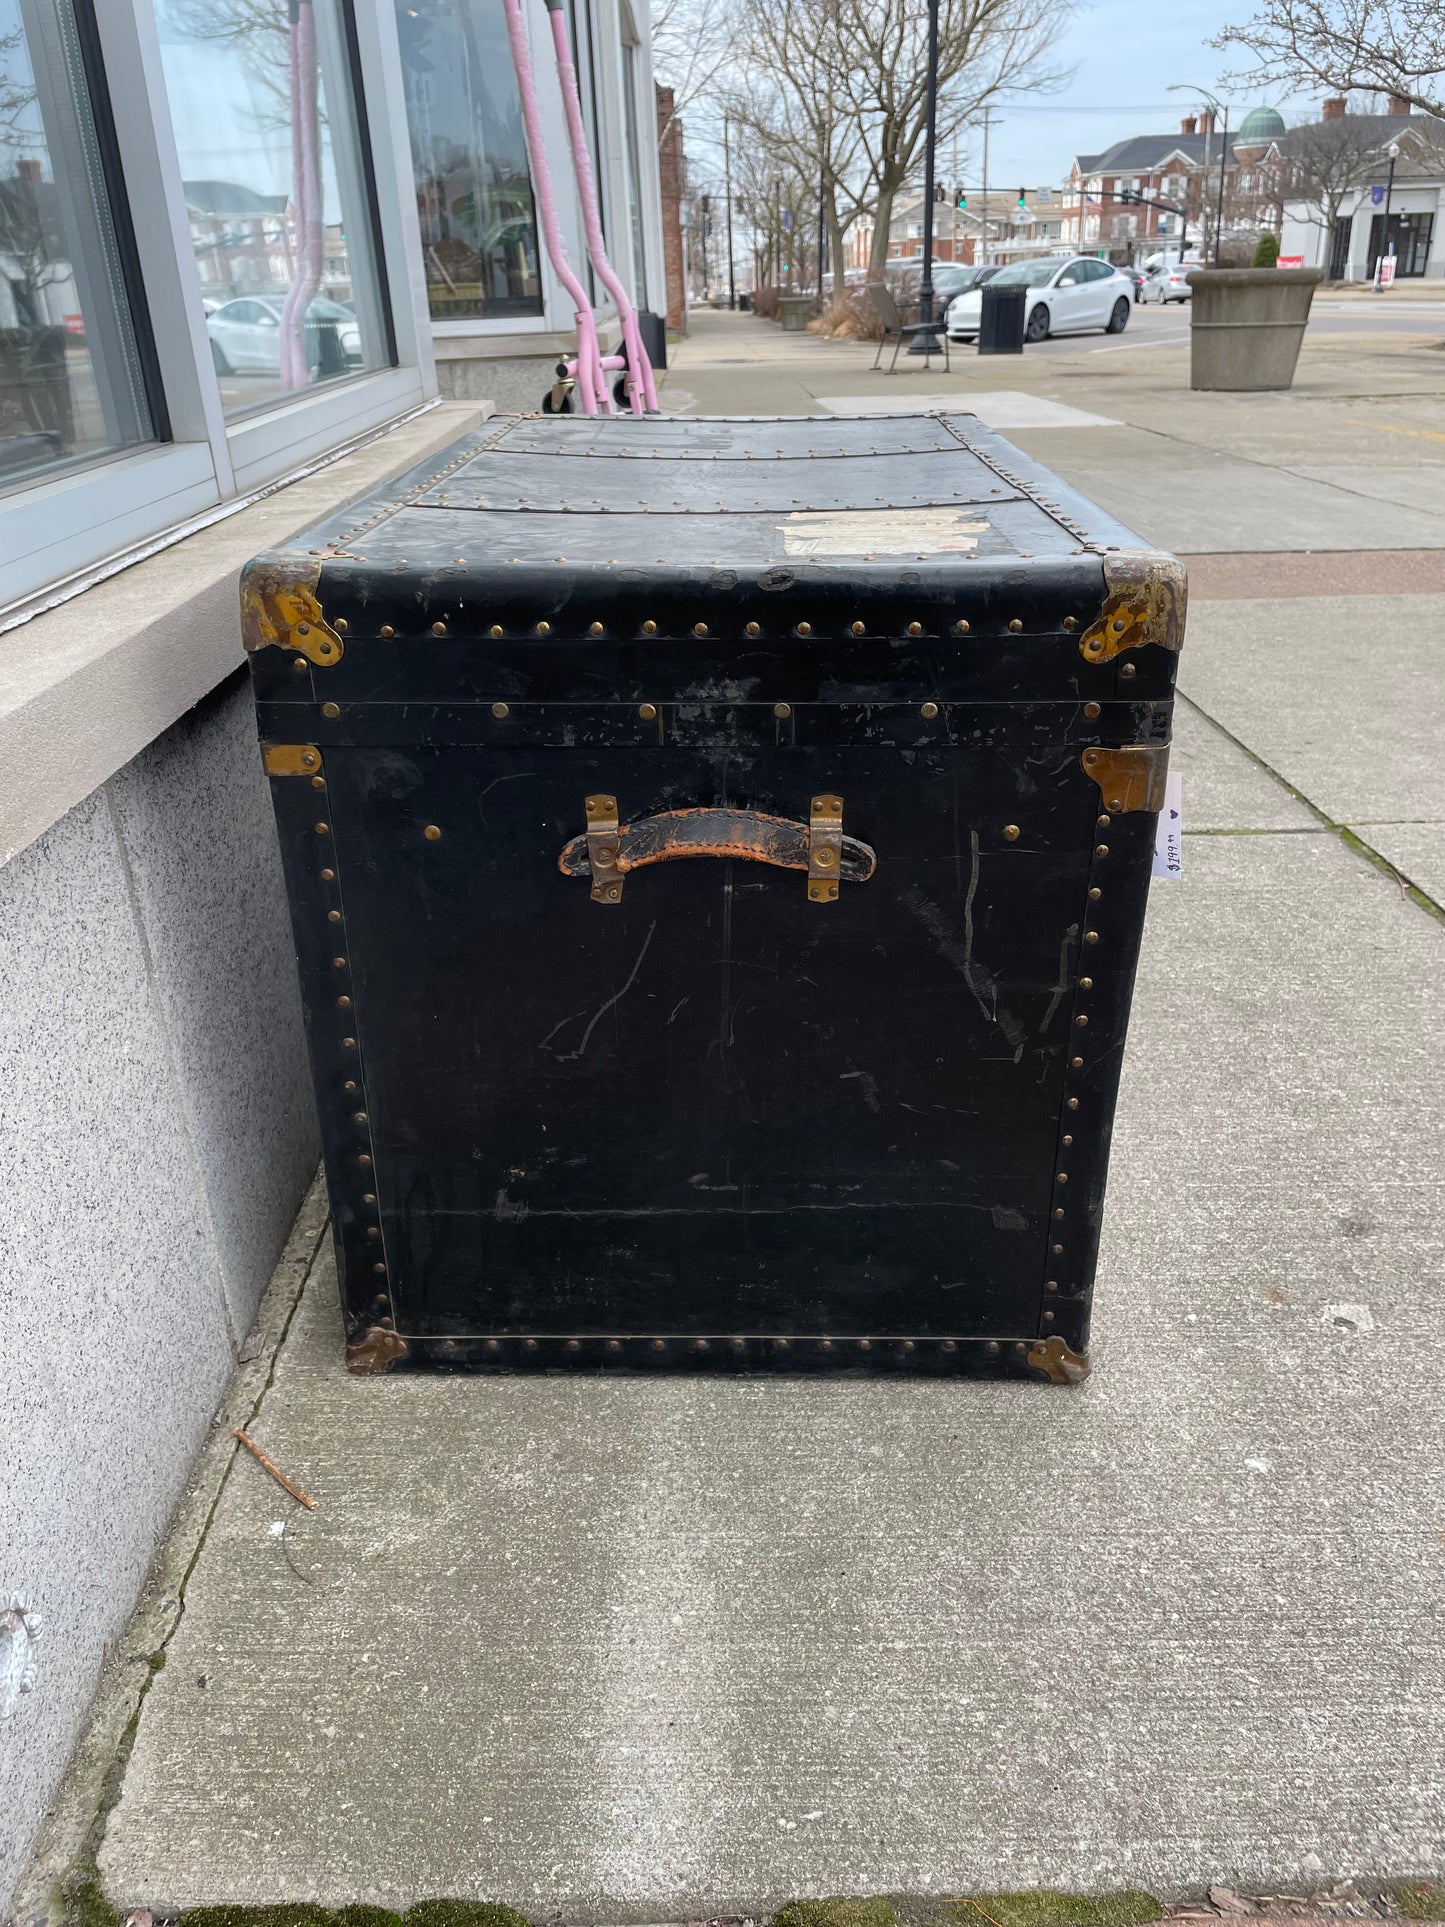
1,0 -> 435,615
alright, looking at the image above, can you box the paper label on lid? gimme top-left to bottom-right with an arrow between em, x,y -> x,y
781,508 -> 990,557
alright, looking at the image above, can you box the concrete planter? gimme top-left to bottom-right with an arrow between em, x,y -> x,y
1186,267 -> 1325,391
777,294 -> 815,331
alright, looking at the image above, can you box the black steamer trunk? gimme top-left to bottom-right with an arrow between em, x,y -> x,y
244,413 -> 1185,1381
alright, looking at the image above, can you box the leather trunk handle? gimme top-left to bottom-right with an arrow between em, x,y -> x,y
558,802 -> 877,905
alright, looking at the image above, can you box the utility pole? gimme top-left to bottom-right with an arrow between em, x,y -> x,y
950,130 -> 959,260
1214,106 -> 1229,266
817,158 -> 826,305
723,119 -> 736,309
909,0 -> 943,355
980,107 -> 997,265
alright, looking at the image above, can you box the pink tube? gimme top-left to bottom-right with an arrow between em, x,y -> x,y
544,1 -> 658,412
502,0 -> 604,412
280,1 -> 324,393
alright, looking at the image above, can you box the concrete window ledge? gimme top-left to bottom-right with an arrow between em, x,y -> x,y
0,400 -> 486,871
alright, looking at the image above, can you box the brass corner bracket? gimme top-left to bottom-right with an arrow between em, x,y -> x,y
1081,744 -> 1169,813
345,1326 -> 409,1376
1026,1336 -> 1090,1385
1079,552 -> 1187,663
242,559 -> 345,667
261,743 -> 323,778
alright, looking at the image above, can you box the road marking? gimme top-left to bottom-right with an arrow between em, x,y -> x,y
1347,418 -> 1445,445
816,390 -> 1119,427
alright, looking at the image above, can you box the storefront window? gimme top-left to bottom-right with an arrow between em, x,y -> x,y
1,0 -> 153,490
395,0 -> 543,320
152,0 -> 390,417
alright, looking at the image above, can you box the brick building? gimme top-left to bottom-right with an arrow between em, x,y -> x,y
656,85 -> 687,331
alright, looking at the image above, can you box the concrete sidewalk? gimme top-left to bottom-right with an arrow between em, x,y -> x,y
662,309 -> 1445,555
23,310 -> 1445,1925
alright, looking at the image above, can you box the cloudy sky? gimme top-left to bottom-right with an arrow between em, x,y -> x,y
982,0 -> 1309,188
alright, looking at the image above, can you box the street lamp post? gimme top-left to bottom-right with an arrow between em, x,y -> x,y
1168,85 -> 1231,267
723,118 -> 736,310
1375,141 -> 1400,290
908,0 -> 945,357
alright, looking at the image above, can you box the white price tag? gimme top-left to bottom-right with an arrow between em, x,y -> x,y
1152,771 -> 1182,879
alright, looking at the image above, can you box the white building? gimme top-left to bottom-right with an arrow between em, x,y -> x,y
1278,101 -> 1445,281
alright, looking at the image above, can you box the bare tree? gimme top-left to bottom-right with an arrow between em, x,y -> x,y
1215,0 -> 1445,119
653,0 -> 737,147
820,0 -> 1072,280
1275,112 -> 1391,245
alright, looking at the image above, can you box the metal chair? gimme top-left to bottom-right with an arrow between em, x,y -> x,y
865,282 -> 950,374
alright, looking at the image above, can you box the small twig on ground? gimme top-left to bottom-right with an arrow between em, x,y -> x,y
233,1429 -> 317,1509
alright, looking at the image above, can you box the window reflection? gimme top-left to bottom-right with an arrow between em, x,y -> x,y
154,0 -> 388,416
395,0 -> 543,320
0,0 -> 151,490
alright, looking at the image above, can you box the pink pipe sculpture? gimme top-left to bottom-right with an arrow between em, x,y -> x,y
501,0 -> 608,412
280,0 -> 324,394
542,0 -> 658,412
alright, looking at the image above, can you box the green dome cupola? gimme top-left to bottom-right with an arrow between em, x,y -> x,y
1237,104 -> 1287,142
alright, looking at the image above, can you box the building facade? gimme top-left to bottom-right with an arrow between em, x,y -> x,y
0,1 -> 665,1915
1278,99 -> 1445,280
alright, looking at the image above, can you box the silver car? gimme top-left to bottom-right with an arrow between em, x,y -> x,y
207,295 -> 362,375
946,255 -> 1134,343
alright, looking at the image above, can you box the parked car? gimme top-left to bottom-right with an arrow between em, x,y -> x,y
945,255 -> 1134,343
1124,267 -> 1147,302
206,295 -> 362,375
1141,263 -> 1192,304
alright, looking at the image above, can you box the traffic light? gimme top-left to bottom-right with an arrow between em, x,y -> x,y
1017,186 -> 1027,207
956,188 -> 968,210
933,184 -> 947,203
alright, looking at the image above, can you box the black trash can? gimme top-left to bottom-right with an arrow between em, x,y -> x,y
979,282 -> 1026,355
245,411 -> 1184,1382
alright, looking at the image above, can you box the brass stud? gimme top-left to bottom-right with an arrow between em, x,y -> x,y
1083,701 -> 1101,719
359,1153 -> 372,1166
954,619 -> 970,634
315,821 -> 330,835
638,702 -> 658,721
797,621 -> 812,636
908,621 -> 923,637
1120,663 -> 1136,679
423,824 -> 442,842
321,867 -> 335,881
1063,616 -> 1078,631
292,658 -> 308,675
1056,1171 -> 1069,1183
986,1339 -> 1000,1353
1088,886 -> 1102,900
1075,1014 -> 1089,1027
920,701 -> 939,720
431,621 -> 447,636
1043,1310 -> 1056,1323
1084,929 -> 1100,944
608,1338 -> 621,1351
335,618 -> 349,633
366,1226 -> 380,1240
353,1110 -> 368,1124
524,1338 -> 538,1351
296,622 -> 310,635
1111,618 -> 1127,633
486,1338 -> 500,1351
489,624 -> 503,639
1052,1243 -> 1064,1254
1066,1096 -> 1079,1110
1046,1279 -> 1059,1292
338,995 -> 352,1009
322,701 -> 341,719
851,620 -> 866,636
942,1339 -> 956,1351
372,1263 -> 386,1275
642,619 -> 658,635
1053,1208 -> 1064,1220
745,621 -> 761,637
651,1338 -> 665,1351
535,621 -> 551,636
310,775 -> 325,790
1003,823 -> 1020,841
1098,814 -> 1111,826
380,624 -> 395,638
1096,843 -> 1109,857
327,909 -> 342,923
773,702 -> 792,719
589,621 -> 604,637
567,1338 -> 580,1352
491,702 -> 510,719
1079,976 -> 1092,990
334,957 -> 347,968
1062,1134 -> 1074,1147
1008,618 -> 1023,633
857,1338 -> 871,1351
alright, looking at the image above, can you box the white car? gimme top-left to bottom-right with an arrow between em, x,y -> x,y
207,295 -> 362,375
1141,264 -> 1192,304
945,255 -> 1134,343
